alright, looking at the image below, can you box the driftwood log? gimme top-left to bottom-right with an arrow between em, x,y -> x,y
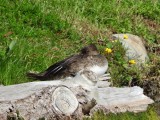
0,73 -> 154,120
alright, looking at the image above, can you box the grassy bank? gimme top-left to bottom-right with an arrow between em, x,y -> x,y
0,0 -> 159,119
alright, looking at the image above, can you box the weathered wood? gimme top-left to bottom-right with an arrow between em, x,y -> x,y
52,86 -> 79,115
89,86 -> 154,114
0,75 -> 154,120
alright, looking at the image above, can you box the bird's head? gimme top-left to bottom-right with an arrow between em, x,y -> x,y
81,44 -> 99,55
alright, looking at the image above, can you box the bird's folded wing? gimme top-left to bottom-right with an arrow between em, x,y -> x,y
41,55 -> 80,77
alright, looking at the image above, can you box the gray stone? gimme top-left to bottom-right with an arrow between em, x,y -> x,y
112,34 -> 149,64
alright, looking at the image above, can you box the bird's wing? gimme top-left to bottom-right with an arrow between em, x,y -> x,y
41,54 -> 80,77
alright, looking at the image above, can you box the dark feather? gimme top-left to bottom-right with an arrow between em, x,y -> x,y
42,55 -> 79,76
26,72 -> 45,80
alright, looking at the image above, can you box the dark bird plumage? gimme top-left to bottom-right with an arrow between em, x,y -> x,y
27,44 -> 108,80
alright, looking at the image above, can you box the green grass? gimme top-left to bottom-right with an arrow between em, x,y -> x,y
0,0 -> 159,119
0,0 -> 82,84
85,106 -> 159,120
51,0 -> 160,43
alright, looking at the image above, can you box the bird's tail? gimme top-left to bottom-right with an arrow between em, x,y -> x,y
26,72 -> 45,81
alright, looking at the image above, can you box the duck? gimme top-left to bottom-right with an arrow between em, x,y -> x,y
27,44 -> 108,81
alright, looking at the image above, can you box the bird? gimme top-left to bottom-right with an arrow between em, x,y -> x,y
27,44 -> 109,81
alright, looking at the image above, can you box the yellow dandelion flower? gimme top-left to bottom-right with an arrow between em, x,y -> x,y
105,48 -> 112,54
123,34 -> 128,39
129,60 -> 136,64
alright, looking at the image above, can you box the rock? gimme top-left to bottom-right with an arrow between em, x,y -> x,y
112,34 -> 149,64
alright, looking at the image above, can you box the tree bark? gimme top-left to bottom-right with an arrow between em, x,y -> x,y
0,79 -> 154,120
